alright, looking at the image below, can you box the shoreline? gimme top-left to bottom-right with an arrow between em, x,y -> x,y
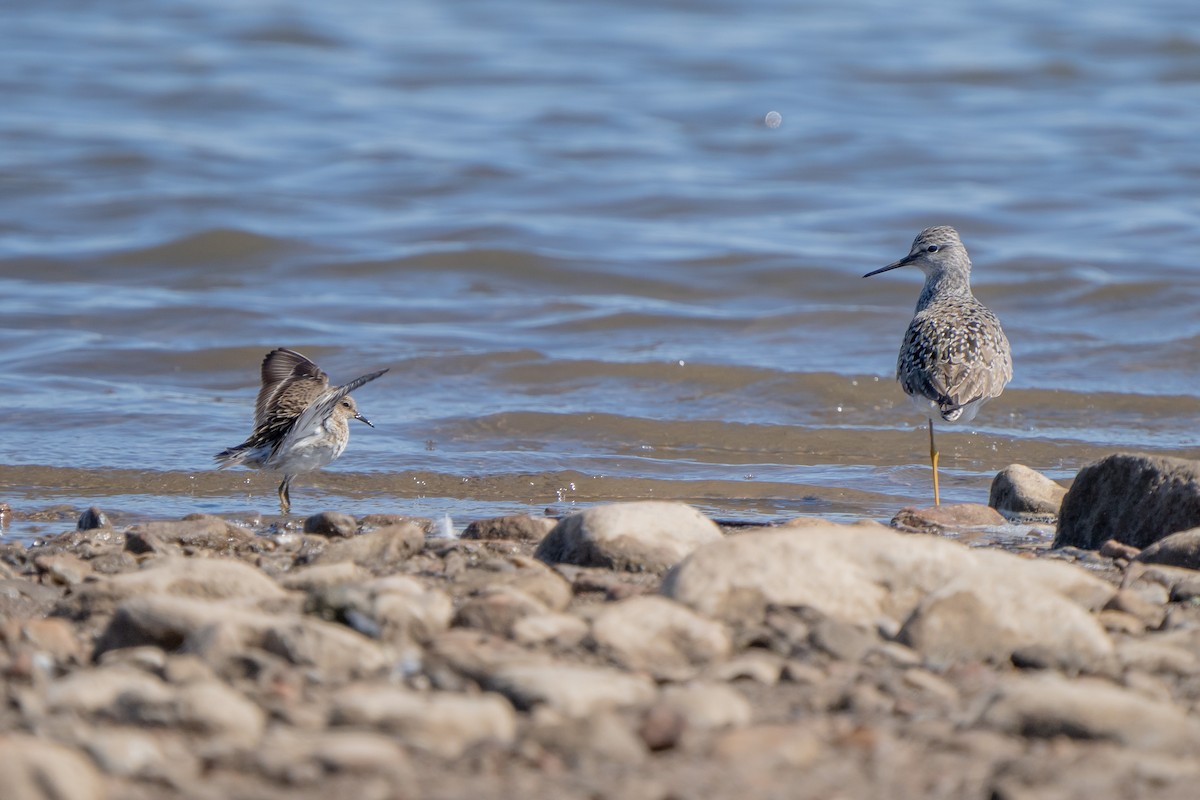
5,459 -> 1200,799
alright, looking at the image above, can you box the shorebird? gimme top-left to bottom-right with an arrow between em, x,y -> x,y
215,348 -> 388,513
864,226 -> 1012,505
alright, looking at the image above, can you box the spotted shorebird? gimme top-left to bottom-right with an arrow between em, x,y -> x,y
215,348 -> 388,513
864,226 -> 1012,505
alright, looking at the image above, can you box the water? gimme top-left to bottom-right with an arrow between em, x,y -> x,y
2,0 -> 1199,542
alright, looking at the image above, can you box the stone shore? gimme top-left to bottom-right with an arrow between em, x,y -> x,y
5,455 -> 1200,799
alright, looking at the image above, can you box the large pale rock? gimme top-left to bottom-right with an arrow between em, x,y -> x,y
890,503 -> 1006,534
662,523 -> 1115,668
659,683 -> 752,730
311,523 -> 425,568
71,556 -> 285,617
330,685 -> 516,757
979,673 -> 1200,752
1055,453 -> 1200,549
535,501 -> 722,572
0,734 -> 107,800
254,728 -> 413,791
94,595 -> 388,681
485,661 -> 657,717
989,464 -> 1068,518
590,595 -> 732,680
123,515 -> 254,555
462,514 -> 556,542
82,728 -> 199,784
459,555 -> 572,611
46,666 -> 176,718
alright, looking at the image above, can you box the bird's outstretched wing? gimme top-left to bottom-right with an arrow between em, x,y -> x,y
255,348 -> 328,429
275,367 -> 390,454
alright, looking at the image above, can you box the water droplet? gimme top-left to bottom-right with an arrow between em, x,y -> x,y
764,111 -> 782,128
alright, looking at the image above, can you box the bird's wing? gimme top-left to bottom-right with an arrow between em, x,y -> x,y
254,348 -> 328,429
898,305 -> 1012,417
275,367 -> 390,454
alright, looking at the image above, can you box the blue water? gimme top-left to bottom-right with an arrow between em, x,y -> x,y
1,0 -> 1198,540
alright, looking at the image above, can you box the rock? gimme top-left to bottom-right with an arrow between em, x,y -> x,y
709,650 -> 784,685
364,576 -> 454,643
486,661 -> 658,717
0,734 -> 107,800
809,615 -> 878,662
16,617 -> 84,664
460,555 -> 573,611
123,515 -> 254,555
979,673 -> 1200,752
71,556 -> 285,617
890,503 -> 1006,534
330,685 -> 517,757
82,727 -> 199,784
638,704 -> 686,750
511,612 -> 589,648
1135,528 -> 1200,570
34,552 -> 93,586
454,586 -> 548,637
989,465 -> 1068,518
303,511 -> 359,537
659,683 -> 752,730
280,562 -> 370,592
77,506 -> 110,530
1055,453 -> 1200,550
175,680 -> 267,749
45,665 -> 176,719
94,595 -> 389,681
535,501 -> 722,572
663,523 -> 1115,669
710,724 -> 821,767
462,514 -> 557,542
1104,588 -> 1166,630
1100,539 -> 1141,560
591,596 -> 731,681
311,523 -> 425,568
358,513 -> 434,534
255,728 -> 413,791
527,708 -> 648,765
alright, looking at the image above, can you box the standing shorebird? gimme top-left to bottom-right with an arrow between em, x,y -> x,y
215,348 -> 388,513
864,226 -> 1012,506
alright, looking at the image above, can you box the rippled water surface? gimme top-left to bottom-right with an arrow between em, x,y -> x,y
2,0 -> 1199,541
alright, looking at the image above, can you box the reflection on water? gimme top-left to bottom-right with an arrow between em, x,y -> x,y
1,0 -> 1199,542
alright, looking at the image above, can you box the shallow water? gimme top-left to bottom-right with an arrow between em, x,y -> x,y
2,0 -> 1199,542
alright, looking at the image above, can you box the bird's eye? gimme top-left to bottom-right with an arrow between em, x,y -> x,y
342,401 -> 351,408
926,244 -> 940,253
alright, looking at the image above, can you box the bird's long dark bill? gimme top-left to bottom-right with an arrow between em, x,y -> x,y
355,413 -> 375,427
863,253 -> 915,278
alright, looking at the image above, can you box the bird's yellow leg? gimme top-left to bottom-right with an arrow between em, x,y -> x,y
928,419 -> 940,506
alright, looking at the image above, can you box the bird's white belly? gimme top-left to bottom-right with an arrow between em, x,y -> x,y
266,426 -> 347,473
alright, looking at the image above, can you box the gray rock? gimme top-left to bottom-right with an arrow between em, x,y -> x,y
535,501 -> 722,572
330,685 -> 516,757
511,612 -> 590,647
890,503 -> 1006,534
462,514 -> 557,542
255,728 -> 413,791
174,680 -> 267,749
71,556 -> 285,618
1135,527 -> 1200,570
979,673 -> 1200,752
45,665 -> 176,719
0,734 -> 107,800
663,523 -> 1115,669
280,562 -> 370,592
527,708 -> 648,766
303,511 -> 358,537
93,595 -> 388,681
123,515 -> 254,555
311,523 -> 425,568
33,553 -> 93,586
454,586 -> 549,637
590,595 -> 731,681
486,661 -> 658,717
659,683 -> 752,730
459,555 -> 573,611
1055,453 -> 1200,549
989,464 -> 1068,518
82,727 -> 199,784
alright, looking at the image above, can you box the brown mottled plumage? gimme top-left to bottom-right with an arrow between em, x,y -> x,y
864,226 -> 1012,505
215,348 -> 388,513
